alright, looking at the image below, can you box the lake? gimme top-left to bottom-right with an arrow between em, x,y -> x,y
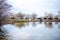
0,22 -> 60,40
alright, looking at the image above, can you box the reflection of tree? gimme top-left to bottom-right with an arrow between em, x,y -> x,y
14,22 -> 28,28
58,22 -> 60,29
0,26 -> 13,40
32,22 -> 37,27
44,22 -> 53,28
39,21 -> 42,24
55,22 -> 58,24
0,26 -> 6,40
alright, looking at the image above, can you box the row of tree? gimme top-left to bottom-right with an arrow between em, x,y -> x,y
10,11 -> 60,20
10,12 -> 38,19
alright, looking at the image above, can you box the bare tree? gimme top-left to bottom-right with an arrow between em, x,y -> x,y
58,11 -> 60,14
0,0 -> 11,26
58,11 -> 60,16
32,13 -> 37,19
17,12 -> 25,19
58,11 -> 60,21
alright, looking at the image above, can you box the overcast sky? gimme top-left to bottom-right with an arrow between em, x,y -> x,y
7,0 -> 60,16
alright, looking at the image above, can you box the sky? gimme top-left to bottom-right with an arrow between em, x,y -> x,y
7,0 -> 60,16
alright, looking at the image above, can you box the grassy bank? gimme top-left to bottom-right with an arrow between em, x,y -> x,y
7,19 -> 60,22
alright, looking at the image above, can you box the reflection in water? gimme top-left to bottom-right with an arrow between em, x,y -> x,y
0,25 -> 15,40
44,22 -> 53,29
0,22 -> 60,40
2,24 -> 31,40
39,21 -> 42,24
38,21 -> 42,24
32,22 -> 37,27
14,23 -> 25,28
0,25 -> 6,40
0,28 -> 5,40
58,22 -> 60,28
55,22 -> 58,24
14,22 -> 29,28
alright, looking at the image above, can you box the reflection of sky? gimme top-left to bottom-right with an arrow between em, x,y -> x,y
2,22 -> 60,40
7,0 -> 60,16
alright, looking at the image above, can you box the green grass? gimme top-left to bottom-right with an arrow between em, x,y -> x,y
8,19 -> 29,22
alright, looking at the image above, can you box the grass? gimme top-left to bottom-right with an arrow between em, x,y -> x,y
7,19 -> 29,23
7,18 -> 60,23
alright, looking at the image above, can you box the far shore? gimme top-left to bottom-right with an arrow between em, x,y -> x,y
5,18 -> 60,24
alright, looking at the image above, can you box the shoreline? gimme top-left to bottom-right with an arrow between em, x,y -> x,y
7,19 -> 60,23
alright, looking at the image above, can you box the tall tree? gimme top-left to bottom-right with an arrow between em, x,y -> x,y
32,13 -> 37,19
58,11 -> 60,16
0,0 -> 11,26
58,11 -> 60,19
58,11 -> 60,14
16,12 -> 25,19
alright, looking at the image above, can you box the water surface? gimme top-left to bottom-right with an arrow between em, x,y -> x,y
0,22 -> 60,40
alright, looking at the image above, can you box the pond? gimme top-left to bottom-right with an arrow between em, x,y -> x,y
0,22 -> 60,40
